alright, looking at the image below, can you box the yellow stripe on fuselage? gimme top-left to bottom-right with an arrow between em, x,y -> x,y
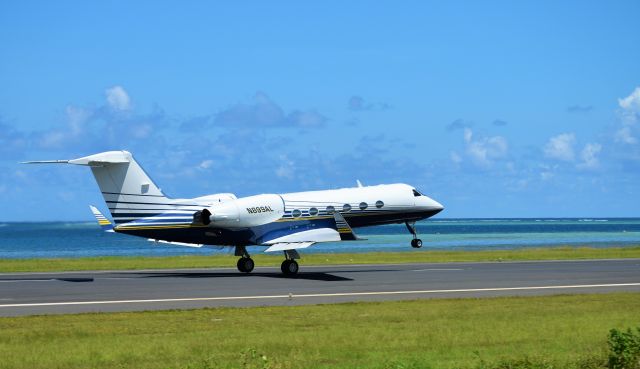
275,215 -> 334,222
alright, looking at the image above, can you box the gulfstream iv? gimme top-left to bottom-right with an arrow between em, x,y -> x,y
25,151 -> 444,275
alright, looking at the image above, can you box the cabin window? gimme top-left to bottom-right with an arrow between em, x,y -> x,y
326,206 -> 335,214
342,204 -> 352,212
359,202 -> 368,210
309,207 -> 318,216
376,200 -> 384,208
292,209 -> 302,218
413,189 -> 423,197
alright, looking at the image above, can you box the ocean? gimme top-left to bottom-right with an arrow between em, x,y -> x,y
0,218 -> 640,259
0,218 -> 639,259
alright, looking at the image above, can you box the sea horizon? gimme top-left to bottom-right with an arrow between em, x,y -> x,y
1,217 -> 639,259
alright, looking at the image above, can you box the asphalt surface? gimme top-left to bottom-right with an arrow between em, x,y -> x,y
1,259 -> 639,316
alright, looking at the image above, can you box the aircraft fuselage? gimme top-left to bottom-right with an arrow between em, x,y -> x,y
114,183 -> 443,246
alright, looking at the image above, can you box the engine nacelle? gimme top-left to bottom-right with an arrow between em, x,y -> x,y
192,193 -> 237,204
197,194 -> 284,228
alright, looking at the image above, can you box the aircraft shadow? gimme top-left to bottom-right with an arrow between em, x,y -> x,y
130,271 -> 353,282
0,277 -> 94,283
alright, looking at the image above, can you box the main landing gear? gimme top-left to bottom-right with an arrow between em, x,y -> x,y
235,246 -> 255,273
235,246 -> 301,275
405,221 -> 423,248
281,249 -> 300,276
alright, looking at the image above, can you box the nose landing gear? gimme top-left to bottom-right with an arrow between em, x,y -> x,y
405,221 -> 423,248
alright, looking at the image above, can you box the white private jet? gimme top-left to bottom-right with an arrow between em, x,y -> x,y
24,151 -> 444,275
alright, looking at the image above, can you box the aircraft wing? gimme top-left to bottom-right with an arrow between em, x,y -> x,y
148,239 -> 204,248
264,242 -> 314,252
262,228 -> 341,244
261,213 -> 362,252
261,228 -> 338,252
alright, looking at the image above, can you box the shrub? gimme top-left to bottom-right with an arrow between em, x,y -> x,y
608,327 -> 640,369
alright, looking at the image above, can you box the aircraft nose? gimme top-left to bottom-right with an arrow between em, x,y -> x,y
431,198 -> 444,211
420,196 -> 444,214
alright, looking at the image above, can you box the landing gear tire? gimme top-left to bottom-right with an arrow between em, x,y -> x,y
237,257 -> 255,273
281,260 -> 299,276
411,239 -> 423,248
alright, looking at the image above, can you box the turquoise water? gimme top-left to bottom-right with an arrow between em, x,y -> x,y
0,218 -> 639,259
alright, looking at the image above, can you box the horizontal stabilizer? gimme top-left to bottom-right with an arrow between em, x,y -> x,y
22,160 -> 70,164
22,151 -> 131,167
89,205 -> 114,232
264,242 -> 314,252
148,239 -> 203,248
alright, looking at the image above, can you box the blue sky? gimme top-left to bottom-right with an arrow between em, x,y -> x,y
1,1 -> 639,220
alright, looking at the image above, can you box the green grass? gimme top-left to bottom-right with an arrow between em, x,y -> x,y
1,246 -> 640,273
0,293 -> 638,368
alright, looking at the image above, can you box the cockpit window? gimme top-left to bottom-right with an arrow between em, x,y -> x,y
412,189 -> 423,197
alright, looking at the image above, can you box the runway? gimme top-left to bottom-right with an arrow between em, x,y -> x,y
1,259 -> 639,316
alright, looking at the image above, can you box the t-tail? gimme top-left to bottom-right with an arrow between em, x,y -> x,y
23,151 -> 172,225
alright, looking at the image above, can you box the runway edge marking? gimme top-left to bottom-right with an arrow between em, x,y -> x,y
1,282 -> 640,308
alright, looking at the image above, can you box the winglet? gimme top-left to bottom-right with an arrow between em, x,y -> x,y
356,179 -> 363,188
90,205 -> 114,232
333,212 -> 363,241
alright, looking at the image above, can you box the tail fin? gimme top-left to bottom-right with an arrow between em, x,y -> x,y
90,205 -> 114,232
24,151 -> 172,224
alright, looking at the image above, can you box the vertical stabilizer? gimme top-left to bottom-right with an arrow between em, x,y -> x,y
24,151 -> 172,224
84,151 -> 170,223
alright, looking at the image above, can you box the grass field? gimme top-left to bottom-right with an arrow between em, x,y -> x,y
1,246 -> 639,273
0,293 -> 638,369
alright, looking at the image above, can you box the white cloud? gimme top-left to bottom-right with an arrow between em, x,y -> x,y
348,95 -> 391,111
215,92 -> 326,128
105,86 -> 131,111
618,87 -> 640,125
615,126 -> 637,144
65,106 -> 91,134
130,123 -> 152,138
540,171 -> 554,181
38,131 -> 67,149
539,164 -> 557,181
275,155 -> 295,179
611,87 -> 639,148
288,110 -> 326,128
578,143 -> 602,170
463,128 -> 473,143
463,128 -> 508,167
450,151 -> 462,164
619,87 -> 640,113
198,160 -> 214,170
544,133 -> 575,162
